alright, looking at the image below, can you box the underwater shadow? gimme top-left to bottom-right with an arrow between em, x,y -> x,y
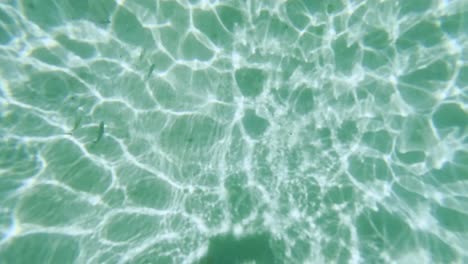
198,232 -> 278,264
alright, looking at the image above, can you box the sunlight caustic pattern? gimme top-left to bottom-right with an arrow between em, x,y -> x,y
0,0 -> 467,263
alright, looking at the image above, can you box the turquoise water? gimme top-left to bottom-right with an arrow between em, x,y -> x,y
0,0 -> 467,263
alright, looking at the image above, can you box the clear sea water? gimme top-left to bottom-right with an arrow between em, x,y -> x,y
0,0 -> 467,263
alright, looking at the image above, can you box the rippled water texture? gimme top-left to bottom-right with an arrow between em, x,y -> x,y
0,0 -> 467,263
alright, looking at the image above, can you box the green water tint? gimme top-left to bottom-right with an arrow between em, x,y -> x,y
1,0 -> 467,263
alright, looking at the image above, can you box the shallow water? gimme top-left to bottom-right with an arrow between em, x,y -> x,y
0,0 -> 467,263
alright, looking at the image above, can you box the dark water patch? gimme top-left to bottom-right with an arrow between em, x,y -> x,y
235,68 -> 266,98
0,233 -> 79,264
198,232 -> 278,264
